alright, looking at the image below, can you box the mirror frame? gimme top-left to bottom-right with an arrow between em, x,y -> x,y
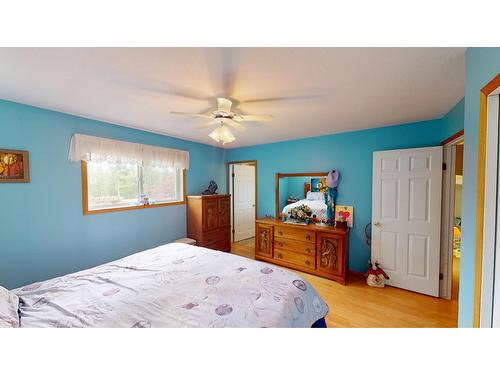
275,172 -> 328,219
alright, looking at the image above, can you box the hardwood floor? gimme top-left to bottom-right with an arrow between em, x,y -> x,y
232,237 -> 458,328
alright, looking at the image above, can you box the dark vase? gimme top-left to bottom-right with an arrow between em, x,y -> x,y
335,221 -> 348,228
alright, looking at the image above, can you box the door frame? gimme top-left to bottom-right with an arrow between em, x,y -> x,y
227,160 -> 258,243
440,130 -> 464,300
474,73 -> 500,327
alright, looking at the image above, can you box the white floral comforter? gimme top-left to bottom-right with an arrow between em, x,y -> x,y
13,243 -> 328,328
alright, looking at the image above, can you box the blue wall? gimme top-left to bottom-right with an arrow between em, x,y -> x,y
442,98 -> 465,138
0,82 -> 469,321
226,107 -> 464,273
459,48 -> 500,327
278,176 -> 310,212
0,99 -> 226,289
287,176 -> 310,198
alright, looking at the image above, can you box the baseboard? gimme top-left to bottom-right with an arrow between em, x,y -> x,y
348,269 -> 365,278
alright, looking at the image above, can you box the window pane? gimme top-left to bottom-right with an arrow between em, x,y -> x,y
87,161 -> 139,210
142,166 -> 180,203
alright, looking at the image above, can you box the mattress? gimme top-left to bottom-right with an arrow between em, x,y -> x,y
13,243 -> 329,328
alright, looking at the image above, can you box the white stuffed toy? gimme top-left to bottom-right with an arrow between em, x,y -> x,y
364,260 -> 390,288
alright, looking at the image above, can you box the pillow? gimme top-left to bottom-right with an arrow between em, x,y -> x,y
0,285 -> 20,328
306,191 -> 325,201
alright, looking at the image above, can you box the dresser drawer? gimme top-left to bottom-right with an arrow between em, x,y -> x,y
274,226 -> 315,243
274,238 -> 315,256
274,249 -> 316,270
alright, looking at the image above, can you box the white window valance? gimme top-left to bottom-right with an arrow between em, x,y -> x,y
68,134 -> 190,170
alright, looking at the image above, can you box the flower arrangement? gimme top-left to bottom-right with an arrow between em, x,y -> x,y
289,204 -> 313,222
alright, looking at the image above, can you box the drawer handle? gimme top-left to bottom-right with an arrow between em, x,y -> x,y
305,234 -> 311,240
305,247 -> 311,253
305,260 -> 311,266
278,242 -> 283,247
278,230 -> 283,236
277,253 -> 283,259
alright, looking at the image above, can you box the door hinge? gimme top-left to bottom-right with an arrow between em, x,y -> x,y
439,272 -> 443,280
232,173 -> 235,177
232,229 -> 235,234
442,163 -> 447,171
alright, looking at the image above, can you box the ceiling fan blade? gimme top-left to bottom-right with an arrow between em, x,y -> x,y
170,111 -> 213,119
197,119 -> 219,129
240,94 -> 322,104
234,114 -> 273,122
112,72 -> 212,102
217,97 -> 232,114
224,119 -> 246,132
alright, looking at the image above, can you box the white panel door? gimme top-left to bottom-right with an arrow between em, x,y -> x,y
372,146 -> 443,296
233,164 -> 256,242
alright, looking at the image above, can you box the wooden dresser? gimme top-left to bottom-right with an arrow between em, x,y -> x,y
255,218 -> 349,284
187,194 -> 231,252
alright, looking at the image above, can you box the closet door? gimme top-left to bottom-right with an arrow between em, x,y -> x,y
372,146 -> 443,297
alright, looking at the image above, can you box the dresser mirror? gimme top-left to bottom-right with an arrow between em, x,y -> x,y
275,172 -> 328,220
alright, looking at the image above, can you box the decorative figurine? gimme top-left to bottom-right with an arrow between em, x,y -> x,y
202,180 -> 218,195
364,261 -> 390,288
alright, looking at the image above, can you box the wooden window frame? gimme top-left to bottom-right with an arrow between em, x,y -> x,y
81,160 -> 186,215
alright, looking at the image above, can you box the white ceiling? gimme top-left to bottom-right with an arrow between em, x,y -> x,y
0,48 -> 465,148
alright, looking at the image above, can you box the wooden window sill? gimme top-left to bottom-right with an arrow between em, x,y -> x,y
83,200 -> 186,215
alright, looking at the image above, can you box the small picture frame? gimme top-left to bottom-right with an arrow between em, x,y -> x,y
335,205 -> 354,227
0,149 -> 30,183
310,177 -> 327,193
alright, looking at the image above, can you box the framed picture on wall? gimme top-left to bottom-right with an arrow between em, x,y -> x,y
310,177 -> 327,193
0,149 -> 30,183
335,205 -> 354,227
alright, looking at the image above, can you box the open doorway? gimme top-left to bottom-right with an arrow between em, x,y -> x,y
228,161 -> 257,253
451,142 -> 463,303
440,130 -> 464,308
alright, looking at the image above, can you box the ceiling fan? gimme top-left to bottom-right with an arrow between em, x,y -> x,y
170,97 -> 272,145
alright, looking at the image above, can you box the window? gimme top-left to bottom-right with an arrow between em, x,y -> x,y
69,134 -> 189,215
83,160 -> 185,214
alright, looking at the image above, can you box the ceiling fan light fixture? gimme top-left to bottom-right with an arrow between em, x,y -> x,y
208,124 -> 235,145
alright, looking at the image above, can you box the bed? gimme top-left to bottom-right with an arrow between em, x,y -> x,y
282,190 -> 328,220
1,243 -> 328,328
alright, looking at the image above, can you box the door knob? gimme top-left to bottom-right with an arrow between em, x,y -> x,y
373,222 -> 381,227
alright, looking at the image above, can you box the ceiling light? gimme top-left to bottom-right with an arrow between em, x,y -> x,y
208,124 -> 236,145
